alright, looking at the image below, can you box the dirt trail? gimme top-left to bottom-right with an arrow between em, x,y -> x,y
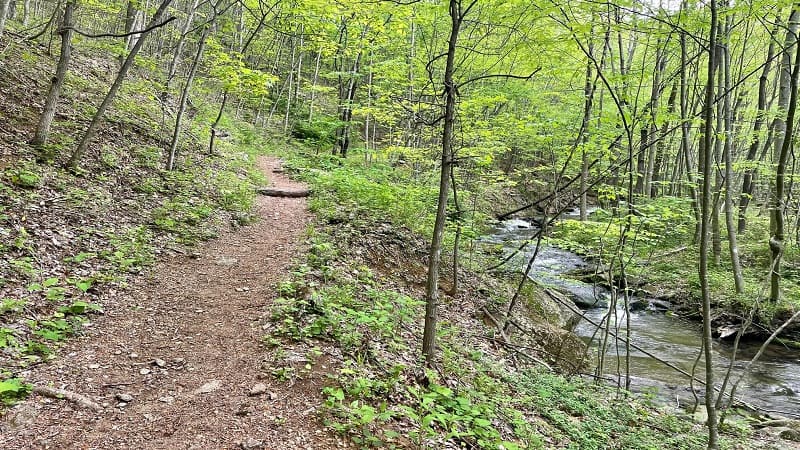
1,157 -> 345,450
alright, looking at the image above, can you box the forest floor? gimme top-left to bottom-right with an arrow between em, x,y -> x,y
0,156 -> 349,450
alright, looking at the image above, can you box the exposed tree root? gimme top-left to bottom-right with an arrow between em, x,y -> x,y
258,187 -> 310,198
32,385 -> 103,412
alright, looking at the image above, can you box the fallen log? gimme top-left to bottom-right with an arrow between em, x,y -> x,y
258,187 -> 310,198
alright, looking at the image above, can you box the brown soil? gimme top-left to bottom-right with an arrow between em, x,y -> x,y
1,157 -> 348,450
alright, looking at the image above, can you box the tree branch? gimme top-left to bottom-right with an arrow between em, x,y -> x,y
457,67 -> 542,91
69,17 -> 177,39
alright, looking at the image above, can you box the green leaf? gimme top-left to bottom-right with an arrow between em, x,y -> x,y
75,279 -> 92,293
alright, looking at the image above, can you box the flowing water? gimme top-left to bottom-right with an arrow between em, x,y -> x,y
485,214 -> 800,417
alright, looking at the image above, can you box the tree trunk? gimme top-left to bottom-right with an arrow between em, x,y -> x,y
680,12 -> 701,243
699,1 -> 720,447
121,0 -> 139,65
165,0 -> 199,93
308,48 -> 321,120
208,92 -> 227,155
283,33 -> 297,133
712,42 -> 724,267
579,42 -> 596,221
167,22 -> 212,171
771,10 -> 800,234
651,80 -> 678,198
642,41 -> 665,197
67,0 -> 175,170
333,26 -> 368,158
0,0 -> 11,41
422,0 -> 463,366
770,7 -> 800,303
720,12 -> 744,293
738,26 -> 777,234
30,0 -> 74,153
21,0 -> 28,26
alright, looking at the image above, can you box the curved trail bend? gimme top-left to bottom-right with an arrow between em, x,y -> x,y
1,156 -> 346,450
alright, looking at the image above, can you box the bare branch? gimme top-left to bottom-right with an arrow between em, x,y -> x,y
69,17 -> 177,39
456,67 -> 542,90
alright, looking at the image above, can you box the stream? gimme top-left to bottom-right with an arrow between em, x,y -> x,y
484,213 -> 800,418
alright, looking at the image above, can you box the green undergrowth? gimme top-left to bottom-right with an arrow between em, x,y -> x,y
548,197 -> 800,326
278,147 -> 495,252
263,149 -> 745,449
266,224 -> 724,449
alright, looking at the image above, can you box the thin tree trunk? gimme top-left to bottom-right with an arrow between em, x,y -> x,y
720,11 -> 744,293
579,42 -> 596,221
30,0 -> 74,152
712,43 -> 724,267
165,0 -> 199,93
449,166 -> 462,296
680,13 -> 701,243
121,0 -> 139,65
699,1 -> 720,446
283,34 -> 296,133
423,0 -> 464,366
21,0 -> 28,25
738,26 -> 777,234
364,52 -> 374,152
651,80 -> 678,197
208,93 -> 227,155
67,0 -> 175,170
771,10 -> 799,234
642,41 -> 665,197
333,26 -> 368,158
0,0 -> 11,41
308,48 -> 321,120
770,7 -> 800,303
167,22 -> 211,171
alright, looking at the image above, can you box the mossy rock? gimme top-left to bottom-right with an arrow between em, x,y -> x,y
521,283 -> 580,330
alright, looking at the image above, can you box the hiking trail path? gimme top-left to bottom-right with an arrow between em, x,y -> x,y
1,156 -> 348,450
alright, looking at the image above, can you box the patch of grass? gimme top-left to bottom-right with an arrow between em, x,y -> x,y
5,167 -> 42,189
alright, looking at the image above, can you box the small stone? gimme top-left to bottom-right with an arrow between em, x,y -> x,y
88,363 -> 100,369
193,380 -> 222,394
158,396 -> 175,404
692,409 -> 708,424
248,383 -> 268,396
114,350 -> 122,355
153,358 -> 167,368
781,429 -> 800,442
129,353 -> 139,359
215,256 -> 238,267
139,368 -> 151,375
240,438 -> 264,450
269,392 -> 278,401
116,393 -> 134,402
117,402 -> 128,408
